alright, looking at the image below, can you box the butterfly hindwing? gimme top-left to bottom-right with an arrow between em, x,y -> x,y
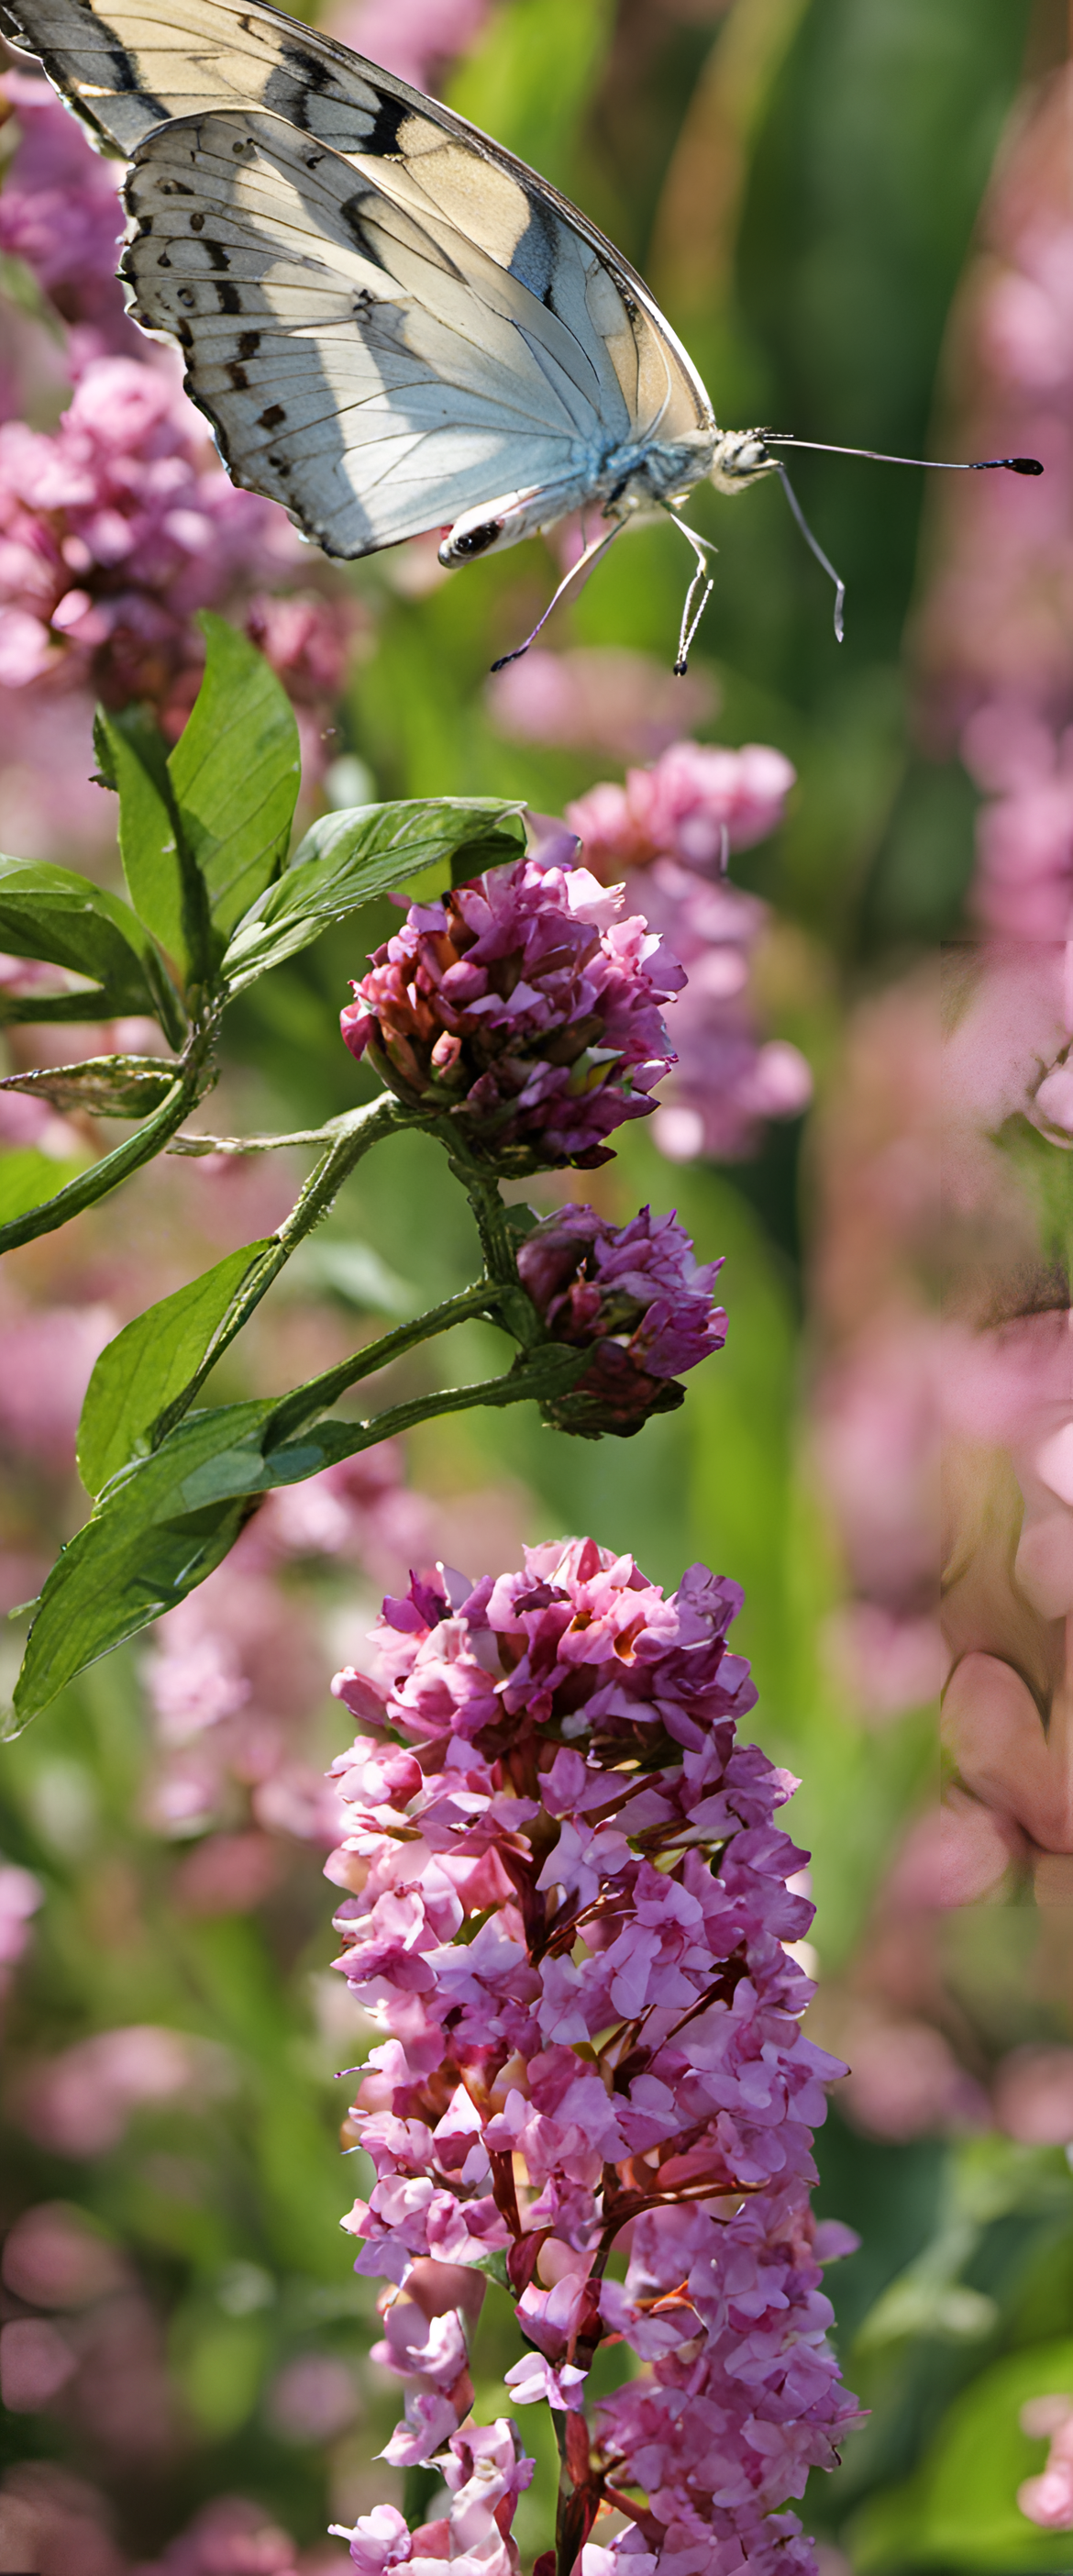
122,106 -> 623,553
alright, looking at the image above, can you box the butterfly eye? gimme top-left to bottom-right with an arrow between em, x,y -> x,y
448,519 -> 504,561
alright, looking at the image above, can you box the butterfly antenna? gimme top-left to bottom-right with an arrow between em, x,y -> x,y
669,516 -> 715,675
490,516 -> 625,672
763,436 -> 1044,475
776,464 -> 846,643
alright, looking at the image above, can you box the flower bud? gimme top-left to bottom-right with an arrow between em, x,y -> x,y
515,1203 -> 726,1435
340,857 -> 682,1171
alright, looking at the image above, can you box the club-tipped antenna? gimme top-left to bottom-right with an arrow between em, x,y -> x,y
777,465 -> 846,643
764,436 -> 1044,476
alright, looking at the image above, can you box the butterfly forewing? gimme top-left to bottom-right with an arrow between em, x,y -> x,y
3,0 -> 716,556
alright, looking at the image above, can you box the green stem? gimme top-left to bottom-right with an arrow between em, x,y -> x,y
265,1280 -> 512,1446
149,1093 -> 402,1446
0,1019 -> 217,1258
166,1113 -> 374,1156
266,1344 -> 587,1473
429,1120 -> 541,1348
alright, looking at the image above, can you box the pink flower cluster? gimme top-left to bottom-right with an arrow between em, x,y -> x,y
0,353 -> 340,722
567,744 -> 795,878
332,2421 -> 533,2576
515,1204 -> 726,1435
565,747 -> 811,1162
341,860 -> 683,1171
326,1538 -> 857,2576
0,73 -> 355,756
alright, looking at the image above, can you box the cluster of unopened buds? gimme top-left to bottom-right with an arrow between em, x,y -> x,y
325,1538 -> 859,2576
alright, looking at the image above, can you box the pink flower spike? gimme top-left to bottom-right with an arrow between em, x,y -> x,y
327,1534 -> 857,2572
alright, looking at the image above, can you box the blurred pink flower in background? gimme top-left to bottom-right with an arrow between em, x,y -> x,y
487,645 -> 716,762
567,738 -> 796,872
993,2046 -> 1073,2144
1019,2396 -> 1073,2532
559,738 -> 810,1161
3,2201 -> 128,2307
0,1856 -> 42,1983
266,2353 -> 360,2446
0,1294 -> 116,1465
812,1306 -> 943,1716
320,0 -> 490,92
12,2024 -> 234,2156
830,2010 -> 987,2144
0,2463 -> 127,2576
913,64 -> 1073,937
813,1318 -> 936,1617
0,71 -> 131,367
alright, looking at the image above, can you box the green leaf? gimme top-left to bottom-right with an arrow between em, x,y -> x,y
0,853 -> 182,1040
168,614 -> 300,938
849,2338 -> 1073,2572
0,1145 -> 85,1224
12,1348 -> 582,1724
96,705 -> 207,995
0,1056 -> 180,1119
220,798 -> 527,991
0,1066 -> 195,1260
77,1238 -> 274,1498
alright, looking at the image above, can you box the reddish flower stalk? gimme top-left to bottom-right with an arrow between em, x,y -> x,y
326,1540 -> 859,2576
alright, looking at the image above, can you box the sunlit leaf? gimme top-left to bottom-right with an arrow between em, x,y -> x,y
168,613 -> 301,938
220,798 -> 526,990
0,853 -> 181,1038
96,705 -> 208,993
13,1348 -> 582,1724
1,1055 -> 179,1119
77,1238 -> 274,1498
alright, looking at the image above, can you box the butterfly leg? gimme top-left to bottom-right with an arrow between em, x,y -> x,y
667,516 -> 715,676
489,515 -> 626,672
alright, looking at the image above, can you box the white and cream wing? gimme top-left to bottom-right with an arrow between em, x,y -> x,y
122,107 -> 614,553
2,0 -> 714,459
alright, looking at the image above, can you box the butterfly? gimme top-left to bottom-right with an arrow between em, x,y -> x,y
0,0 -> 1043,669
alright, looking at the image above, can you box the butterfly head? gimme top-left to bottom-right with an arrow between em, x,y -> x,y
708,431 -> 780,496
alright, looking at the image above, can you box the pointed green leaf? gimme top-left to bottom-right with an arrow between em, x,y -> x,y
221,798 -> 527,990
168,614 -> 301,938
1,1056 -> 180,1119
0,854 -> 182,1038
97,705 -> 208,993
12,1348 -> 582,1723
77,1238 -> 274,1497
